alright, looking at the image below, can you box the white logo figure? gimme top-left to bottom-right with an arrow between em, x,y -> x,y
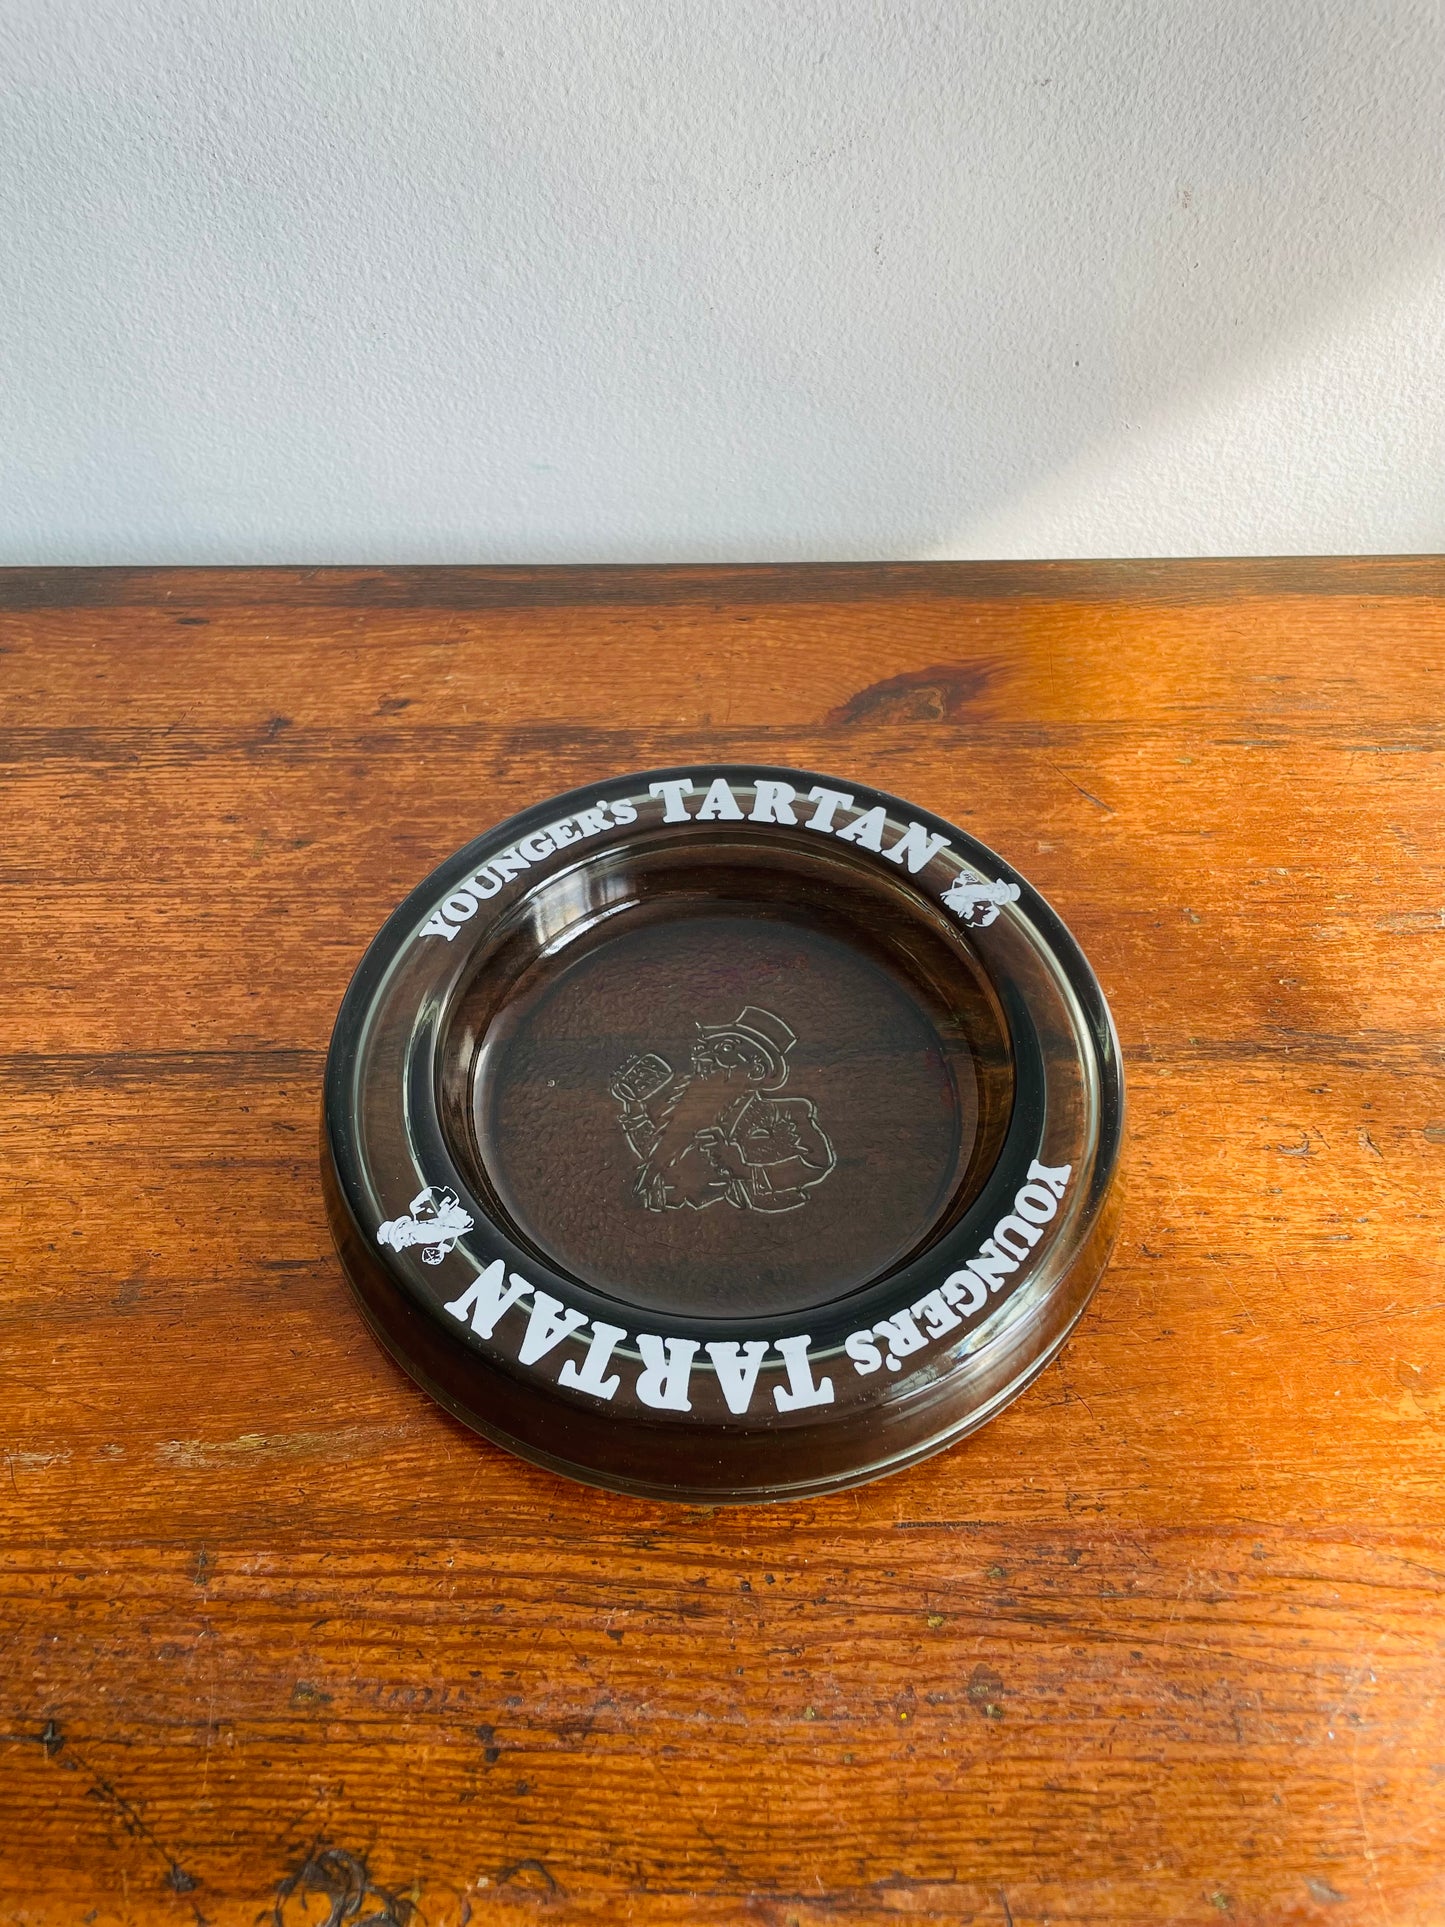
377,1187 -> 474,1265
611,1006 -> 836,1215
943,874 -> 1021,927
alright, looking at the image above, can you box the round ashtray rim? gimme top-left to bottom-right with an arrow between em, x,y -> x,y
322,762 -> 1124,1501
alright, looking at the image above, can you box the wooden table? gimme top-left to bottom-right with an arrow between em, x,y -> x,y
2,561 -> 1442,1926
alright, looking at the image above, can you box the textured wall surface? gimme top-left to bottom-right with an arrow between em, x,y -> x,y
2,0 -> 1442,564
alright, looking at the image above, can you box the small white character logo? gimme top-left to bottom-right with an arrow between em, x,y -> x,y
611,1005 -> 837,1215
377,1187 -> 474,1265
943,874 -> 1021,927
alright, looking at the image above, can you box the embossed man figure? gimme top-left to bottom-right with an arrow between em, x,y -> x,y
611,1006 -> 836,1214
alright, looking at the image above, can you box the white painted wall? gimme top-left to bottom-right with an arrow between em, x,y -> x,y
2,0 -> 1442,564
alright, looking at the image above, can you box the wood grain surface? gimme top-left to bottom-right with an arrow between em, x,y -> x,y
1,560 -> 1442,1926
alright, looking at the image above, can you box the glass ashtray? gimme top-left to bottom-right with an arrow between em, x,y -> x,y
323,765 -> 1123,1502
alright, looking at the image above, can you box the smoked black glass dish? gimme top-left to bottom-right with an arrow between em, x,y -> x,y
323,765 -> 1123,1502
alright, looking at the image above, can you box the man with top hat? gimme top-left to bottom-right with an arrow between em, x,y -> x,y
611,1005 -> 836,1213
